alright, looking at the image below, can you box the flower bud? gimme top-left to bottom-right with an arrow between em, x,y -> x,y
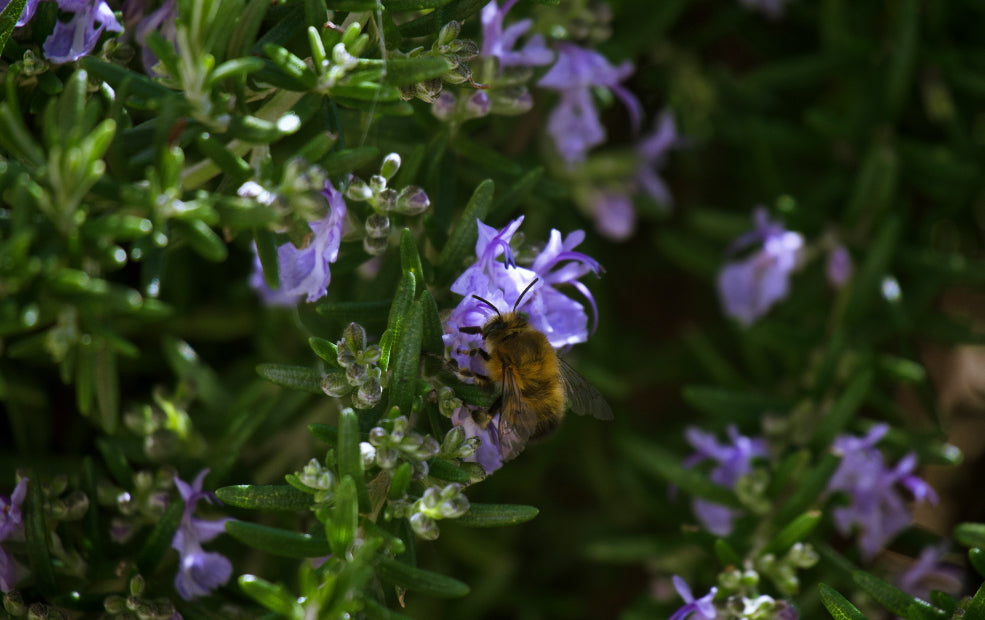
346,363 -> 368,386
380,153 -> 402,180
360,344 -> 382,365
360,442 -> 377,468
321,371 -> 352,397
369,174 -> 387,194
437,21 -> 461,47
464,91 -> 490,119
431,91 -> 457,121
345,177 -> 373,202
376,447 -> 399,469
415,78 -> 443,103
410,512 -> 439,540
396,186 -> 430,215
331,42 -> 358,70
4,591 -> 26,616
363,232 -> 389,256
368,427 -> 387,445
490,86 -> 534,115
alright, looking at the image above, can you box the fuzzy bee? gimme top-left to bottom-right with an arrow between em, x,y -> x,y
460,279 -> 613,461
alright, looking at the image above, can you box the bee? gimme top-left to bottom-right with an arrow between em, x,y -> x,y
460,279 -> 614,461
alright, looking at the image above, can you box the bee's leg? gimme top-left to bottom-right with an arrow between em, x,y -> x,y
530,417 -> 561,441
470,398 -> 498,430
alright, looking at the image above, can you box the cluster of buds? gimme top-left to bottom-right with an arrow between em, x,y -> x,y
435,385 -> 464,418
756,542 -> 818,596
438,425 -> 479,460
295,458 -> 336,504
431,90 -> 491,123
103,573 -> 178,620
321,323 -> 383,409
360,415 -> 439,477
237,159 -> 328,225
100,469 -> 173,544
398,21 -> 479,102
345,154 -> 431,256
389,483 -> 470,540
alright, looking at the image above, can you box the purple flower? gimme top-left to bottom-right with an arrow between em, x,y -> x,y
826,245 -> 853,288
538,43 -> 642,165
669,575 -> 718,620
133,0 -> 177,74
250,181 -> 348,305
43,0 -> 123,64
480,0 -> 554,68
717,208 -> 804,325
896,544 -> 963,601
827,425 -> 939,560
452,408 -> 502,474
0,478 -> 29,593
442,216 -> 601,373
172,470 -> 233,600
589,110 -> 681,241
683,426 -> 768,536
1,0 -> 42,27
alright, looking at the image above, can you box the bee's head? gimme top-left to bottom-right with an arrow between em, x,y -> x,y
469,279 -> 538,341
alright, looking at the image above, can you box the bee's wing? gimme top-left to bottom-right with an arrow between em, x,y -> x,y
497,366 -> 537,461
558,358 -> 614,421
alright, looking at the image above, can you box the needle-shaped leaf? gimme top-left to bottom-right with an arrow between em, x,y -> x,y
256,363 -> 323,394
386,299 -> 423,416
215,485 -> 314,511
137,499 -> 184,574
225,521 -> 333,557
818,583 -> 867,620
437,179 -> 493,283
25,477 -> 56,594
852,570 -> 946,620
338,408 -> 371,512
376,557 -> 470,598
454,503 -> 540,527
239,574 -> 304,617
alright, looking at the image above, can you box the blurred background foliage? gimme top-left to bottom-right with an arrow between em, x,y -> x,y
3,0 -> 985,617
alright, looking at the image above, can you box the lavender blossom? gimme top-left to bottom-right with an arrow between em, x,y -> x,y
896,544 -> 964,601
133,0 -> 177,74
669,575 -> 718,620
0,0 -> 42,27
172,469 -> 233,600
0,479 -> 28,593
589,110 -> 681,241
443,217 -> 602,469
683,426 -> 767,536
443,216 -> 601,373
43,0 -> 123,64
250,181 -> 348,305
826,244 -> 853,288
480,0 -> 554,68
538,43 -> 642,165
717,208 -> 804,325
452,408 -> 503,474
827,424 -> 939,560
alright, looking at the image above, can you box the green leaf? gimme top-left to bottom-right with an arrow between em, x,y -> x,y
885,0 -> 919,120
225,521 -> 333,557
384,0 -> 453,9
319,145 -> 380,176
381,271 -> 416,373
966,578 -> 985,620
256,363 -> 323,394
818,583 -> 867,620
388,462 -> 413,499
437,179 -> 493,283
969,548 -> 985,578
80,57 -> 174,101
620,435 -> 742,508
714,539 -> 741,567
96,438 -> 134,490
420,290 -> 445,357
137,499 -> 184,574
852,570 -> 946,620
337,408 -> 371,512
454,503 -> 540,527
173,219 -> 229,262
263,43 -> 317,89
427,458 -> 470,483
386,299 -> 423,416
24,477 -> 56,594
308,423 -> 339,445
309,337 -> 341,366
955,523 -> 985,550
364,57 -> 453,86
396,0 -> 486,37
811,367 -> 873,449
328,476 -> 359,555
215,485 -> 314,511
239,574 -> 304,616
838,216 -> 900,326
583,535 -> 666,563
400,228 -> 426,294
94,342 -> 119,434
376,557 -> 470,598
759,510 -> 821,557
196,133 -> 252,181
0,0 -> 27,55
774,453 -> 840,526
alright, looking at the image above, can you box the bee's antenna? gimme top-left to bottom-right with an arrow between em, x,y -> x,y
513,278 -> 539,312
471,294 -> 502,319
